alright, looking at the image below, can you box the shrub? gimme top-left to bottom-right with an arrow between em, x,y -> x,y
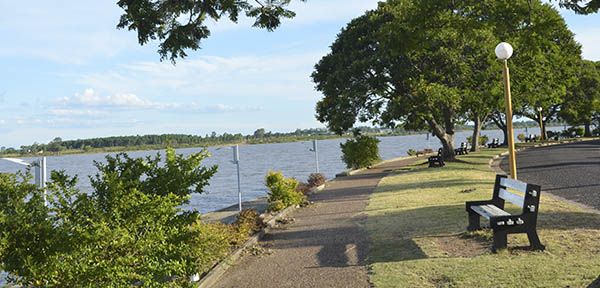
340,134 -> 381,169
234,209 -> 264,238
547,131 -> 560,140
466,135 -> 489,146
265,171 -> 306,212
407,149 -> 417,156
307,173 -> 326,188
0,148 -> 222,287
517,133 -> 526,142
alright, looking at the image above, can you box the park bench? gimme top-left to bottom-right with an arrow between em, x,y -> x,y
465,175 -> 545,252
454,142 -> 469,155
487,138 -> 500,148
428,148 -> 445,168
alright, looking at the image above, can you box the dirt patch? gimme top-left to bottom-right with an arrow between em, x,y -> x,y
436,234 -> 489,257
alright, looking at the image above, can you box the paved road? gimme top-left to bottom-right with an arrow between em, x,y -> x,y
212,157 -> 417,288
500,140 -> 600,209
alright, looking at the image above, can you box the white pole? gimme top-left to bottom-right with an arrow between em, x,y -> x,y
313,139 -> 319,173
233,145 -> 242,212
41,157 -> 47,206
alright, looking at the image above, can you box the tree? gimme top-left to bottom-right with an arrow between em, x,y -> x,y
313,0 -> 501,160
556,0 -> 600,14
482,1 -> 581,143
253,128 -> 266,138
560,60 -> 600,136
117,0 -> 305,62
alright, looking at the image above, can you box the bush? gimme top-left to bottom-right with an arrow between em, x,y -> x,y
517,133 -> 526,142
265,171 -> 306,212
307,173 -> 326,188
0,148 -> 223,287
547,131 -> 560,140
466,135 -> 490,146
234,209 -> 264,238
340,134 -> 381,169
407,149 -> 417,156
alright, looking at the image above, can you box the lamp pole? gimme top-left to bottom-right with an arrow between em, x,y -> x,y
232,145 -> 242,212
537,107 -> 544,141
310,139 -> 319,173
496,42 -> 518,179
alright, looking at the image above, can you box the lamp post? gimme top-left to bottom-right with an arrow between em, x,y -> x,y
537,107 -> 544,141
232,145 -> 242,212
309,139 -> 319,173
495,42 -> 518,179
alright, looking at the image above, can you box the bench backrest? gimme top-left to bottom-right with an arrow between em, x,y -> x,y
493,175 -> 542,216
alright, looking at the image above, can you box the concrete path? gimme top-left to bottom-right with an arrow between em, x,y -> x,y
500,140 -> 600,209
212,157 -> 418,288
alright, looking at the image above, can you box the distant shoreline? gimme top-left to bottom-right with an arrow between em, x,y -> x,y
1,124 -> 566,158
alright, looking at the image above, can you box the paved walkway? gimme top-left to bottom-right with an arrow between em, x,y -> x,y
213,157 -> 418,288
500,140 -> 600,209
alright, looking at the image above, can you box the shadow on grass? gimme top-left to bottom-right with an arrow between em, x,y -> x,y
588,275 -> 600,288
366,203 -> 600,265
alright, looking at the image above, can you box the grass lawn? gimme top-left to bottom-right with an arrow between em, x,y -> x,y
366,148 -> 600,288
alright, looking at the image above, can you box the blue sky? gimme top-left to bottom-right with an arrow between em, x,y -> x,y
0,1 -> 599,148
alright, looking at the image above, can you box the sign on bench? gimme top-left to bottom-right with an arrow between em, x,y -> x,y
465,175 -> 545,252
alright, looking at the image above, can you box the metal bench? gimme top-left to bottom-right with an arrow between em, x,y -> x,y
454,142 -> 469,155
487,138 -> 500,148
428,148 -> 445,168
465,175 -> 545,252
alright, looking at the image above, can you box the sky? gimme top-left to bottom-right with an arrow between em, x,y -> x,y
0,1 -> 599,148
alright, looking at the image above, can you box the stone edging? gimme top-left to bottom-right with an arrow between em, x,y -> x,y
196,204 -> 297,288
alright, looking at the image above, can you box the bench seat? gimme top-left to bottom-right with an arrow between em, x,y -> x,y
470,204 -> 510,220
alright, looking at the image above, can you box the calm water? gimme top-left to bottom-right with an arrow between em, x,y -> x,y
0,127 -> 560,284
0,127 -> 554,214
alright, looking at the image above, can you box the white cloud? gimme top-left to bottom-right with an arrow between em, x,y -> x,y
59,88 -> 176,109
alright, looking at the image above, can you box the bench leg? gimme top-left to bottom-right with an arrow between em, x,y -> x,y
467,211 -> 481,231
527,230 -> 545,251
492,230 -> 507,252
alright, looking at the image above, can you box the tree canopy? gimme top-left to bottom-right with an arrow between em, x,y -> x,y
557,0 -> 600,14
312,0 -> 582,158
117,0 -> 304,62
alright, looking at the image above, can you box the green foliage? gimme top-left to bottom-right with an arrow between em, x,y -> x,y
517,133 -> 527,142
307,173 -> 326,188
556,0 -> 600,14
0,148 -> 221,287
407,149 -> 417,156
234,209 -> 264,238
116,0 -> 305,62
265,171 -> 306,212
466,135 -> 490,146
560,60 -> 600,134
340,134 -> 381,169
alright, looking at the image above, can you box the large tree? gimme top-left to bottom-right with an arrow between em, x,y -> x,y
313,0 -> 582,159
117,0 -> 304,62
484,1 -> 581,142
560,60 -> 600,136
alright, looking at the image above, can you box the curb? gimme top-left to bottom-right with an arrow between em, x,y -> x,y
196,204 -> 297,288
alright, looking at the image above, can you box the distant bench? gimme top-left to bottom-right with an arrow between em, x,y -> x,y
487,138 -> 500,148
465,175 -> 545,252
454,142 -> 469,155
428,148 -> 445,168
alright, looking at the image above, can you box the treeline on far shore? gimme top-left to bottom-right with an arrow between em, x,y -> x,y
0,121 -> 564,157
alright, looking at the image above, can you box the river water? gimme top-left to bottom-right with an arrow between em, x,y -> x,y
0,127 -> 555,214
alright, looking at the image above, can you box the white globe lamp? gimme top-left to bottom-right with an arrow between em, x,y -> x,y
495,42 -> 514,60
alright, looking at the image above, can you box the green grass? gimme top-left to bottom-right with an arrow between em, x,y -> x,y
366,148 -> 600,288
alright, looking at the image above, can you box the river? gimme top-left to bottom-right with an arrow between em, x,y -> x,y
0,127 -> 555,214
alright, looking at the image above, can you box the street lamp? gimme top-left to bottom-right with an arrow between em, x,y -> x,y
495,42 -> 518,179
537,107 -> 544,141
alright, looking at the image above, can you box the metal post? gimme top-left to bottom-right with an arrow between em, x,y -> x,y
33,157 -> 47,206
538,110 -> 544,141
232,145 -> 242,212
502,60 -> 518,179
312,139 -> 319,173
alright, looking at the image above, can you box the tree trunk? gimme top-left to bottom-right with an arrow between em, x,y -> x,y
584,121 -> 592,137
471,114 -> 482,152
491,112 -> 508,146
541,120 -> 547,141
427,116 -> 456,161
